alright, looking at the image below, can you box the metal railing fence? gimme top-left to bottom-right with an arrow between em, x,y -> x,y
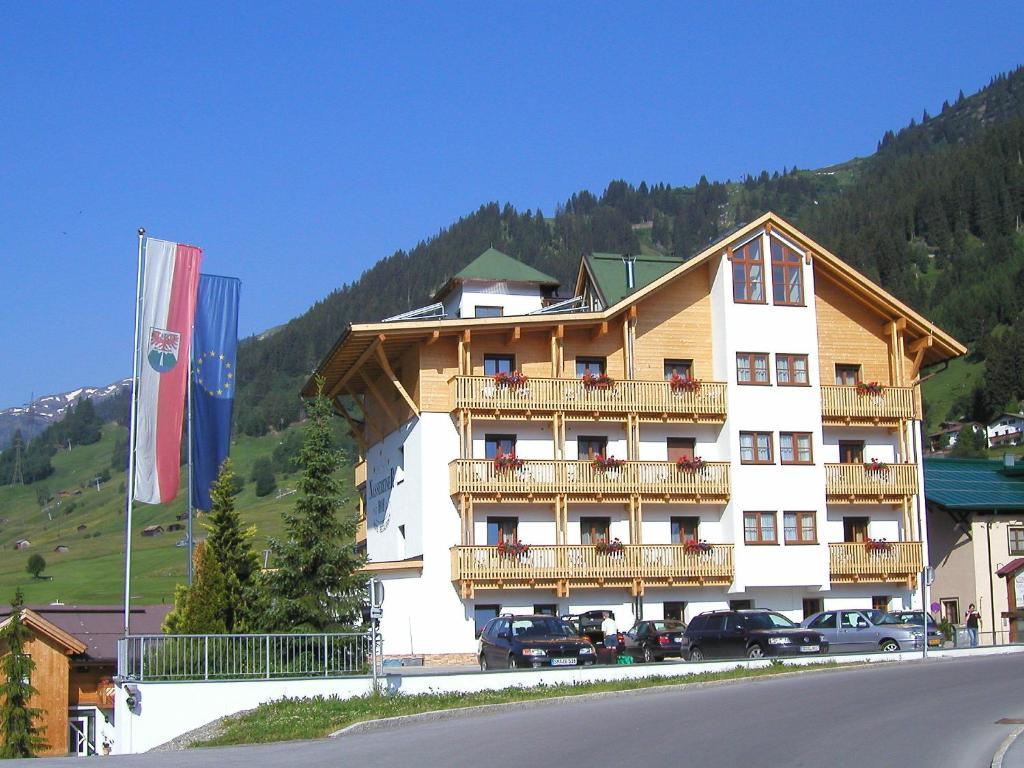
118,633 -> 372,681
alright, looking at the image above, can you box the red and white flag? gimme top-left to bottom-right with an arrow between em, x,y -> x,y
134,237 -> 202,504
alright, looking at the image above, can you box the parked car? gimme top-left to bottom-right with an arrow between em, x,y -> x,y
561,610 -> 621,645
623,619 -> 687,662
683,609 -> 828,661
801,609 -> 922,653
887,610 -> 945,647
478,615 -> 597,670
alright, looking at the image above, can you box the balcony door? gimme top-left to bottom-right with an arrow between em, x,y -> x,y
576,357 -> 607,377
581,517 -> 611,545
484,354 -> 515,376
671,516 -> 699,544
838,440 -> 864,464
487,517 -> 519,545
843,517 -> 869,543
485,434 -> 516,460
667,438 -> 696,462
835,364 -> 861,386
578,436 -> 608,460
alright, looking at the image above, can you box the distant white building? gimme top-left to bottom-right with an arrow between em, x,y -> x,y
987,413 -> 1024,448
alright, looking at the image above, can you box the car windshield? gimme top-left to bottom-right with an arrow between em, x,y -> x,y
650,621 -> 685,632
512,618 -> 576,638
893,611 -> 936,627
744,612 -> 796,629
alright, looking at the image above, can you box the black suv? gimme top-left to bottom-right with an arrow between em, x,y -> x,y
478,614 -> 597,670
683,609 -> 828,661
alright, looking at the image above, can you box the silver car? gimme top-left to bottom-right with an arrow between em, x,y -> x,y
801,609 -> 923,653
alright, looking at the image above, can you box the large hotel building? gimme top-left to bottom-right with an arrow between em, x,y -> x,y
307,212 -> 965,663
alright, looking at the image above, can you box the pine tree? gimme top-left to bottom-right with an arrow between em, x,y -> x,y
162,542 -> 228,634
203,459 -> 260,631
0,589 -> 45,757
950,425 -> 988,458
263,380 -> 365,632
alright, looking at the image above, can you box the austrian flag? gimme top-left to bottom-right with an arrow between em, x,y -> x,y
133,238 -> 202,504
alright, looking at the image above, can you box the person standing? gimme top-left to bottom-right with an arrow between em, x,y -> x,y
965,604 -> 981,646
601,611 -> 619,654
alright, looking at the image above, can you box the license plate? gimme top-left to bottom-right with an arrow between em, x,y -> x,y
800,645 -> 820,653
671,636 -> 681,643
928,638 -> 941,646
551,658 -> 577,666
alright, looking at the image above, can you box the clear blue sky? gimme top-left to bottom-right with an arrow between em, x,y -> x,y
1,2 -> 1021,408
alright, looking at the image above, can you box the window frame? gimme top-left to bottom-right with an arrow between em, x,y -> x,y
577,436 -> 609,461
783,511 -> 818,545
835,364 -> 861,386
779,432 -> 814,465
483,354 -> 516,376
770,237 -> 805,306
580,516 -> 611,546
1009,527 -> 1024,556
743,511 -> 778,545
576,357 -> 607,377
776,353 -> 810,387
739,431 -> 774,465
664,601 -> 687,622
736,352 -> 771,386
663,359 -> 694,380
474,305 -> 503,318
671,516 -> 700,544
484,434 -> 517,460
486,517 -> 519,546
731,237 -> 766,304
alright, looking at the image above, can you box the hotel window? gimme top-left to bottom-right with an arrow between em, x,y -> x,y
577,436 -> 608,460
484,434 -> 516,460
835,364 -> 860,386
872,596 -> 891,612
783,511 -> 817,544
732,237 -> 765,303
737,353 -> 770,385
474,605 -> 500,636
664,359 -> 693,380
486,517 -> 518,545
664,601 -> 687,622
475,305 -> 503,318
770,238 -> 804,305
1010,527 -> 1024,555
739,431 -> 773,464
671,516 -> 700,544
576,357 -> 607,377
533,604 -> 557,616
580,517 -> 611,545
780,432 -> 813,464
744,512 -> 777,544
776,354 -> 809,386
484,354 -> 515,376
839,440 -> 864,464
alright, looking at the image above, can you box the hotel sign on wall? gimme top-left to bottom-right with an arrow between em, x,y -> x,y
368,465 -> 398,532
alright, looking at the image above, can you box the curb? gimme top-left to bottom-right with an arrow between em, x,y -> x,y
992,726 -> 1024,768
329,661 -> 872,739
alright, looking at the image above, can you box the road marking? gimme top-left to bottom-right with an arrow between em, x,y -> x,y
991,725 -> 1024,768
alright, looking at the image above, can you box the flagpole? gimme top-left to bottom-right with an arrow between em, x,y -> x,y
123,228 -> 146,636
187,352 -> 194,585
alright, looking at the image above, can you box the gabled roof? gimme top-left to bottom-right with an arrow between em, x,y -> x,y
924,458 -> 1024,511
432,247 -> 559,303
578,252 -> 685,306
0,610 -> 88,656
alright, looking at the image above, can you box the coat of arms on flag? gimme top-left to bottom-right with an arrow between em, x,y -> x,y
147,327 -> 181,373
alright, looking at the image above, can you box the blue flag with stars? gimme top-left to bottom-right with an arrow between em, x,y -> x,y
190,274 -> 240,510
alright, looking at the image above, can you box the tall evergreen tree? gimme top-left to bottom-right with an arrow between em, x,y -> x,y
0,589 -> 45,758
163,542 -> 229,634
264,380 -> 365,632
950,425 -> 988,458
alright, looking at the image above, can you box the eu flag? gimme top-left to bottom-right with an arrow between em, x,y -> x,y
190,274 -> 240,510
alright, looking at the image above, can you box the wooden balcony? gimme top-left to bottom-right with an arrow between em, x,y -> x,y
450,459 -> 731,501
820,385 -> 919,425
451,376 -> 727,422
824,463 -> 918,502
452,543 -> 735,597
829,542 -> 923,585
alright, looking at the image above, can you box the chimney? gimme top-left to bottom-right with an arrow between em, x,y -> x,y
623,255 -> 636,289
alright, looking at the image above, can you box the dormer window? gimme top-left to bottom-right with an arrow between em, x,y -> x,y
771,238 -> 804,305
475,306 -> 503,318
732,238 -> 765,303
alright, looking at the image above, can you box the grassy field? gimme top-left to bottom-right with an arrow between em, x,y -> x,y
197,661 -> 839,747
921,355 -> 985,433
0,422 -> 354,606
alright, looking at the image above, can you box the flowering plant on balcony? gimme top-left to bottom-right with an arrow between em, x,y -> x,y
592,454 -> 626,471
496,539 -> 530,558
493,370 -> 529,389
865,457 -> 890,476
669,373 -> 702,393
856,381 -> 885,397
684,539 -> 713,553
865,538 -> 893,553
676,455 -> 705,473
493,449 -> 525,472
595,537 -> 624,555
581,371 -> 615,390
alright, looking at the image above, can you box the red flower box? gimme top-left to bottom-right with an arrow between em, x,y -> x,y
581,372 -> 615,390
494,370 -> 529,388
592,454 -> 626,471
496,540 -> 530,558
676,456 -> 705,472
595,538 -> 624,555
865,538 -> 893,553
493,450 -> 525,472
669,373 -> 702,393
856,381 -> 885,397
684,540 -> 713,553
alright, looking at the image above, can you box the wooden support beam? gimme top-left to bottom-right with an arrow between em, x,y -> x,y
359,369 -> 400,432
591,321 -> 608,340
907,335 -> 933,354
375,345 -> 420,417
508,326 -> 521,344
328,335 -> 384,398
427,330 -> 440,345
628,305 -> 638,321
332,396 -> 366,454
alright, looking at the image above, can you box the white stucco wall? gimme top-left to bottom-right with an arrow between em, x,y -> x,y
442,280 -> 545,319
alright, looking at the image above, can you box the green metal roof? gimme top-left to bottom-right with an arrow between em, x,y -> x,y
923,457 -> 1024,510
584,252 -> 685,305
454,247 -> 559,286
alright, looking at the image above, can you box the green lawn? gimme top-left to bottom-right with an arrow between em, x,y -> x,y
921,355 -> 985,432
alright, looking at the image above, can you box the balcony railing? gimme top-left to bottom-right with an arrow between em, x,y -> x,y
451,376 -> 727,421
450,459 -> 730,499
452,544 -> 734,596
829,542 -> 923,584
824,463 -> 918,501
820,385 -> 919,424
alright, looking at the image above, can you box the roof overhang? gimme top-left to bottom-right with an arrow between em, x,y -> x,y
0,610 -> 88,656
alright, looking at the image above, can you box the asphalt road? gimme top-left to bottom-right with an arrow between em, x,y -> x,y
26,653 -> 1024,767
